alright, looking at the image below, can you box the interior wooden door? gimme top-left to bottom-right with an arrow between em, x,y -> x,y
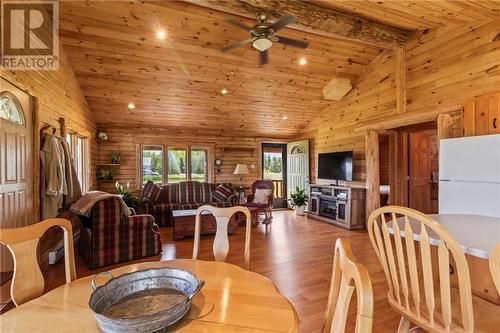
0,78 -> 34,272
408,132 -> 432,213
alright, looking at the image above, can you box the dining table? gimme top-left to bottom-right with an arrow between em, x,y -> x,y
389,213 -> 500,305
0,259 -> 299,332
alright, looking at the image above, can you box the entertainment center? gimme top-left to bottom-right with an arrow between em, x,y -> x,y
307,150 -> 366,229
307,184 -> 366,229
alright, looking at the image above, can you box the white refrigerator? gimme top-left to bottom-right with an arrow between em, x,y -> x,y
439,134 -> 500,218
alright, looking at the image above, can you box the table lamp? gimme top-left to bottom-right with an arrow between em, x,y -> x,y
233,163 -> 249,201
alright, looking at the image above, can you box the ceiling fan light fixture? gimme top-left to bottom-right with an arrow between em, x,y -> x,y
253,38 -> 272,52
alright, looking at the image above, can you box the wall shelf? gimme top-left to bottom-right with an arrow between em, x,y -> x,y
97,164 -> 120,167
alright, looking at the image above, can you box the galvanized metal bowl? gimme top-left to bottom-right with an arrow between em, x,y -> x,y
89,267 -> 204,333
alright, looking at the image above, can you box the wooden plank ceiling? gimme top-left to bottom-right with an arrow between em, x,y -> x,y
59,1 -> 384,138
309,0 -> 500,31
59,1 -> 499,138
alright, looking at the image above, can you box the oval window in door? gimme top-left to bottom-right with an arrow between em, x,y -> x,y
0,91 -> 25,126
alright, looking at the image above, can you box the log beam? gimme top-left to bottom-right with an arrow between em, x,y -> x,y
185,0 -> 411,49
365,130 -> 381,218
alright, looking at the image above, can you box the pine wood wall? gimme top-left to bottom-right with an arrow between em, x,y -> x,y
96,127 -> 286,193
301,20 -> 500,184
2,47 -> 98,193
1,46 -> 97,270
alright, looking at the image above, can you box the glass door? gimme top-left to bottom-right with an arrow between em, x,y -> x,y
262,143 -> 287,208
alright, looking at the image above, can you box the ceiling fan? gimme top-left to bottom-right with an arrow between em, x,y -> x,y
222,14 -> 309,65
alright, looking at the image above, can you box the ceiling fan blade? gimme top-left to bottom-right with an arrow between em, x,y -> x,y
275,36 -> 309,49
259,50 -> 269,65
225,18 -> 253,31
222,38 -> 254,52
268,15 -> 297,32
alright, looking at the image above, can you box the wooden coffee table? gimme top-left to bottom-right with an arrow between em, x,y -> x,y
172,209 -> 237,240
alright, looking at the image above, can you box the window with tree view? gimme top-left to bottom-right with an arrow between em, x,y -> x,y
263,151 -> 283,181
190,148 -> 207,182
168,148 -> 187,183
142,145 -> 163,184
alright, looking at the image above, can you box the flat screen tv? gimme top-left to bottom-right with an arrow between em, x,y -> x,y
318,151 -> 353,181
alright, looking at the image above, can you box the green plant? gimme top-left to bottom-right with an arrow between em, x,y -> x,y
111,151 -> 121,164
115,181 -> 141,209
97,169 -> 116,180
288,186 -> 308,208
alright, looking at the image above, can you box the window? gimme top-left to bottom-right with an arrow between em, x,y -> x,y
66,133 -> 89,193
190,148 -> 207,182
168,148 -> 187,183
140,145 -> 211,186
142,145 -> 164,184
0,92 -> 24,125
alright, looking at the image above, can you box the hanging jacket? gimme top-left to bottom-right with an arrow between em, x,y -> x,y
59,138 -> 82,205
41,134 -> 67,219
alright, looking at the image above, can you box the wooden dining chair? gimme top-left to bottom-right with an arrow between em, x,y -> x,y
367,205 -> 500,333
192,205 -> 252,270
490,243 -> 500,295
0,218 -> 77,306
323,238 -> 373,333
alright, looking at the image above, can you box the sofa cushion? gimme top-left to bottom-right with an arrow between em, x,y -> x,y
154,201 -> 234,214
142,181 -> 164,203
211,183 -> 235,203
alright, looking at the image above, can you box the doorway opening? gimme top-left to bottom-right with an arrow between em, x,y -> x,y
385,122 -> 439,214
262,143 -> 287,208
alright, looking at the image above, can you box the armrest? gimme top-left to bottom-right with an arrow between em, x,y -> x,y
246,194 -> 254,202
125,214 -> 155,228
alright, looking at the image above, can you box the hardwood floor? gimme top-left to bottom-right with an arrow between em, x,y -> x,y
38,211 -> 401,332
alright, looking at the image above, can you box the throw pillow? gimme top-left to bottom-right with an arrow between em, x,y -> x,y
252,188 -> 272,204
211,183 -> 235,203
142,181 -> 164,203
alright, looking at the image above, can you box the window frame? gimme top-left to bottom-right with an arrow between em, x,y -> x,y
66,132 -> 90,193
139,144 -> 213,187
140,144 -> 165,185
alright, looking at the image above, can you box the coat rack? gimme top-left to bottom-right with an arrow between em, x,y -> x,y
40,117 -> 67,145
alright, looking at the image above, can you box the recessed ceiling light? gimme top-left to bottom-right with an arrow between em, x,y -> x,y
282,115 -> 288,120
299,57 -> 307,66
221,88 -> 228,95
127,103 -> 135,109
156,30 -> 166,40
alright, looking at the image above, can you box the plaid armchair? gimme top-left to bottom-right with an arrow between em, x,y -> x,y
79,197 -> 162,269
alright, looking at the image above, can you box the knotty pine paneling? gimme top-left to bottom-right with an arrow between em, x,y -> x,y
2,47 -> 97,192
96,127 -> 287,193
300,19 -> 499,184
1,45 -> 97,269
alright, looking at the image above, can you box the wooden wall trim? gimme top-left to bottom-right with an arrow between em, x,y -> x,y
395,47 -> 406,114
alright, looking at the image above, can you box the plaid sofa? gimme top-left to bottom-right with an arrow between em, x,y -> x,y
141,181 -> 237,227
79,197 -> 162,269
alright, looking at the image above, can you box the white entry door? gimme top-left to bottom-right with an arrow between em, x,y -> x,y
287,140 -> 309,206
0,78 -> 34,272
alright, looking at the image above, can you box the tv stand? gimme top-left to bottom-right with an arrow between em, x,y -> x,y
307,184 -> 365,230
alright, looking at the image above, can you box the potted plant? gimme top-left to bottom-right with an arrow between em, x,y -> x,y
115,181 -> 141,210
289,186 -> 308,216
111,151 -> 121,164
97,168 -> 117,180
